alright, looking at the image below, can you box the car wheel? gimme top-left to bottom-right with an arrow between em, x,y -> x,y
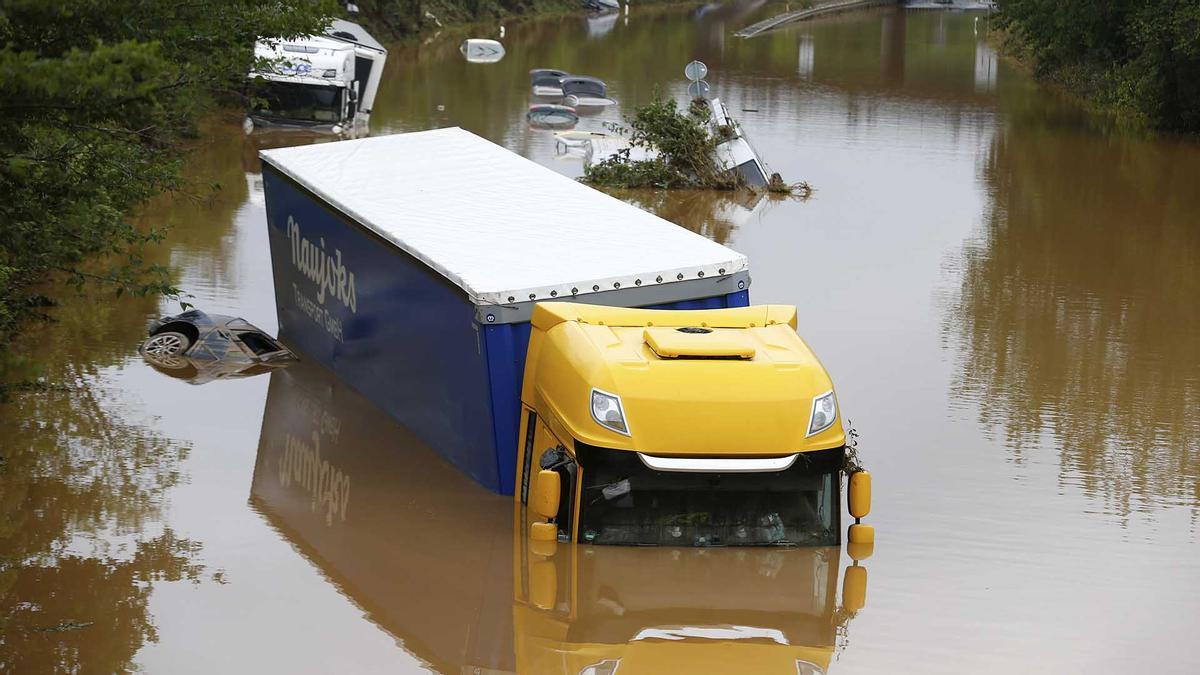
141,331 -> 192,361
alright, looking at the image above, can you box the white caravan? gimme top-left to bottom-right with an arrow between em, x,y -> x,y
246,19 -> 387,136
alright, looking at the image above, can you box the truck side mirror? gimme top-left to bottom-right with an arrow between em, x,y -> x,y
533,469 -> 561,520
848,470 -> 874,545
848,471 -> 871,518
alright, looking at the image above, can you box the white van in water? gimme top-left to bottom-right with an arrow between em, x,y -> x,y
707,97 -> 770,187
245,19 -> 387,137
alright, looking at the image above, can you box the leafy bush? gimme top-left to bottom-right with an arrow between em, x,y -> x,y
0,0 -> 335,377
584,94 -> 734,189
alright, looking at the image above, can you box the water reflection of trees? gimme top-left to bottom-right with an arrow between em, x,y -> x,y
945,125 -> 1200,515
0,286 -> 201,670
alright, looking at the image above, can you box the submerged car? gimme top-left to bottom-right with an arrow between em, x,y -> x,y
527,103 -> 578,129
139,310 -> 295,384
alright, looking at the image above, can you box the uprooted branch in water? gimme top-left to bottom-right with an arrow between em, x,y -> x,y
582,94 -> 812,197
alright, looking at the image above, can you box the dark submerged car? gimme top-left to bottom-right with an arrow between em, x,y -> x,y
139,310 -> 294,383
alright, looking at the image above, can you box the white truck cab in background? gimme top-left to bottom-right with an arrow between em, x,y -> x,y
245,19 -> 387,137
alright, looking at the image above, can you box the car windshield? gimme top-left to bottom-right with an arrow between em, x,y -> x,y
252,82 -> 342,123
576,444 -> 840,547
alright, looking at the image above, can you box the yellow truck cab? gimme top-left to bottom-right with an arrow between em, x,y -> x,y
517,303 -> 873,548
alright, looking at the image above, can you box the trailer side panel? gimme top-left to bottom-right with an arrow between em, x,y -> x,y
264,166 -> 505,490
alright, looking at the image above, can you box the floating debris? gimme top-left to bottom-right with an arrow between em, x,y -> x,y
554,130 -> 610,154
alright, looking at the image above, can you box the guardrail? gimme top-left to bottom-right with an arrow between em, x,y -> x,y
735,0 -> 899,39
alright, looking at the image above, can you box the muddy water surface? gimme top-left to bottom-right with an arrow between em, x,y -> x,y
3,4 -> 1199,673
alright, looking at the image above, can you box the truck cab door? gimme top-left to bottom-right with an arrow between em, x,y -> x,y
519,411 -> 578,543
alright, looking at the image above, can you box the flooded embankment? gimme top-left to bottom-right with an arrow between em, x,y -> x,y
2,4 -> 1198,673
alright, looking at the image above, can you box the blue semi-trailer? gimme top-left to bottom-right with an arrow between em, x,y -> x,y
260,128 -> 751,494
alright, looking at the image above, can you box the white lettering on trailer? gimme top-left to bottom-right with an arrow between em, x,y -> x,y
288,216 -> 358,314
293,283 -> 344,342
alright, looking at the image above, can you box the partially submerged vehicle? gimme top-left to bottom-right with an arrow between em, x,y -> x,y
460,38 -> 505,63
706,97 -> 770,187
139,310 -> 294,384
562,76 -> 617,107
530,68 -> 571,97
251,358 -> 870,673
531,72 -> 616,107
527,103 -> 578,129
259,128 -> 872,548
245,19 -> 387,136
517,303 -> 870,547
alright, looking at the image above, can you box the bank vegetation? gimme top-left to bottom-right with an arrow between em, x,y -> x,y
996,0 -> 1200,133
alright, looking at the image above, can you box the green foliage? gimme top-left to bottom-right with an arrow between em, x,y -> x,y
584,94 -> 732,189
997,0 -> 1200,132
0,0 -> 335,374
584,93 -> 810,196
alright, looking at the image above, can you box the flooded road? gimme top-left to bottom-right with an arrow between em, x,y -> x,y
3,4 -> 1199,673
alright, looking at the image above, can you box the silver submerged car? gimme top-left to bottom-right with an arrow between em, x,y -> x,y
139,310 -> 295,383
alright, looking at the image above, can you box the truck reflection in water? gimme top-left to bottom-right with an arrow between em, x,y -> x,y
251,356 -> 867,673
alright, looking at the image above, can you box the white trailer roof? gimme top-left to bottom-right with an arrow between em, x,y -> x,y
259,128 -> 748,307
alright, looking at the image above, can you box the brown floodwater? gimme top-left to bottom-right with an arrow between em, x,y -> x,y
3,4 -> 1199,673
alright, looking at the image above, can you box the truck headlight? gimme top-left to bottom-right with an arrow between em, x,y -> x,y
590,388 -> 630,436
807,390 -> 837,437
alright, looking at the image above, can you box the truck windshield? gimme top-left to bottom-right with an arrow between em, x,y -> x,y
576,445 -> 841,547
252,82 -> 342,123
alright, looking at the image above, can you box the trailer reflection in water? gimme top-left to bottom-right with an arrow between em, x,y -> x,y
251,356 -> 868,673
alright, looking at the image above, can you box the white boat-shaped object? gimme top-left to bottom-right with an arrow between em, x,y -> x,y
460,38 -> 506,63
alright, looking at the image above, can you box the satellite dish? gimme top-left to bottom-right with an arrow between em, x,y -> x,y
687,80 -> 711,99
684,60 -> 708,82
